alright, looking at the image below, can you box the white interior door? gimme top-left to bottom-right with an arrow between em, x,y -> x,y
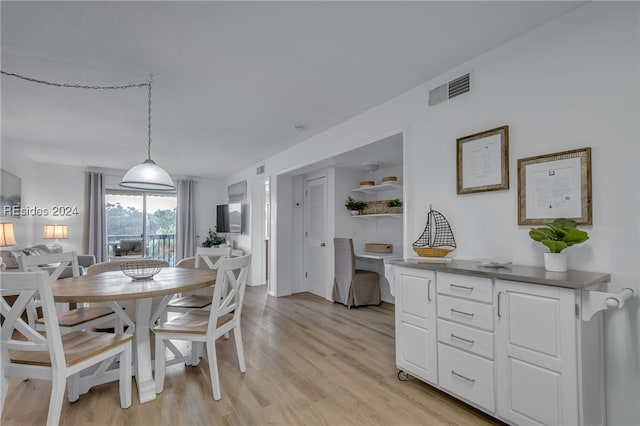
304,176 -> 328,298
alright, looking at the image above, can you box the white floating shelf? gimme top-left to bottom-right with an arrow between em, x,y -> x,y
350,213 -> 403,218
349,182 -> 402,193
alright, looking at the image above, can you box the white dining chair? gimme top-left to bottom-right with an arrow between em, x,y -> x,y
0,271 -> 133,426
153,254 -> 251,400
17,251 -> 121,333
166,246 -> 233,313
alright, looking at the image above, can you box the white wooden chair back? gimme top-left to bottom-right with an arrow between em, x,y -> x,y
0,271 -> 65,369
207,255 -> 251,336
18,251 -> 80,281
17,251 -> 80,326
194,246 -> 232,269
0,271 -> 133,425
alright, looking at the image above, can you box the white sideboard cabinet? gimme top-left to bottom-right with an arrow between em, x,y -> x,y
394,267 -> 437,384
393,260 -> 623,426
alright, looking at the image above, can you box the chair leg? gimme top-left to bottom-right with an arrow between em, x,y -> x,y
206,340 -> 221,400
120,344 -> 132,408
233,327 -> 247,372
0,372 -> 9,416
47,373 -> 66,426
67,374 -> 80,402
191,342 -> 202,366
154,334 -> 166,394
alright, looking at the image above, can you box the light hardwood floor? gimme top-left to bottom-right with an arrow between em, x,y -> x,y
2,286 -> 504,426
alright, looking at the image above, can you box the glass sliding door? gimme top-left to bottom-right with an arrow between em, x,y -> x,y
145,193 -> 177,266
106,190 -> 177,265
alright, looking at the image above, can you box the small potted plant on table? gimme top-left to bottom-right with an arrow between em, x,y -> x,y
345,196 -> 367,216
202,228 -> 226,247
529,218 -> 589,272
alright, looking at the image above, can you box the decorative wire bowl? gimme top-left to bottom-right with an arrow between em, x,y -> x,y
413,247 -> 454,258
120,260 -> 165,281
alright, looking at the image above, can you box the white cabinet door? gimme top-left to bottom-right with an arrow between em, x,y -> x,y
495,279 -> 578,426
395,267 -> 437,384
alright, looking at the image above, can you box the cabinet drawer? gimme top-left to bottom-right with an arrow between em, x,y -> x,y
438,344 -> 495,412
438,319 -> 494,359
437,272 -> 493,303
437,295 -> 494,331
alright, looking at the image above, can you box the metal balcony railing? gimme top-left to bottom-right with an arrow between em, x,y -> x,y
107,234 -> 175,266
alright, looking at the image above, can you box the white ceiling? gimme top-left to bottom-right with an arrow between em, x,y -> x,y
1,1 -> 583,179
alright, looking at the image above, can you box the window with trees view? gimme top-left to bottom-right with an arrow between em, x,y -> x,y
106,190 -> 177,265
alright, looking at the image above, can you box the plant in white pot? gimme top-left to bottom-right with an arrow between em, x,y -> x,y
345,196 -> 367,216
529,218 -> 589,272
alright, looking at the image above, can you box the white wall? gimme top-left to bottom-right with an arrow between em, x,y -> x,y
1,141 -> 38,247
226,4 -> 639,424
1,142 -> 227,257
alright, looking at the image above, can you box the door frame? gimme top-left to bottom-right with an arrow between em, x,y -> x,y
303,171 -> 333,299
250,176 -> 271,290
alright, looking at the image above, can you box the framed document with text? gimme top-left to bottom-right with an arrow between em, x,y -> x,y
457,126 -> 509,194
517,147 -> 592,225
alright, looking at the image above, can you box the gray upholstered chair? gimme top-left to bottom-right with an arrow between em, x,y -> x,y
114,239 -> 144,257
332,238 -> 380,307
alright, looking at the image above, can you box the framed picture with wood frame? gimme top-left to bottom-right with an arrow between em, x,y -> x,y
1,169 -> 21,218
456,125 -> 509,194
517,147 -> 592,225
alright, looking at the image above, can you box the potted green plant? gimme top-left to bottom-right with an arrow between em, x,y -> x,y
529,218 -> 589,272
387,198 -> 403,214
202,228 -> 226,247
345,196 -> 367,216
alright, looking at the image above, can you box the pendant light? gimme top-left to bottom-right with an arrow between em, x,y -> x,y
120,76 -> 175,191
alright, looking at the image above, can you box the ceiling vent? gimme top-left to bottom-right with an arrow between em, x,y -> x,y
428,73 -> 471,106
256,165 -> 265,175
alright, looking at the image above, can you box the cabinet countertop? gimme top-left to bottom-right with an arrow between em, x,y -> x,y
391,259 -> 610,290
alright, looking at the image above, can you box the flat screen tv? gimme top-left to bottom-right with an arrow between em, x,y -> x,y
216,203 -> 242,233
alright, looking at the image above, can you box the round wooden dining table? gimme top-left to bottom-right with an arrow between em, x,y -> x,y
51,267 -> 217,404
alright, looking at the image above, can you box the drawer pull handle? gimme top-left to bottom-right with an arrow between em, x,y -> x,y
497,291 -> 502,318
450,283 -> 474,292
427,279 -> 432,302
451,308 -> 475,318
451,370 -> 475,384
450,333 -> 474,345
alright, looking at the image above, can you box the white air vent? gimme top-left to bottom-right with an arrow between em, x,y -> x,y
428,73 -> 471,106
256,165 -> 265,175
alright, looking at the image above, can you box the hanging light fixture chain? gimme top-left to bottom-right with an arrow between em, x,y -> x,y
2,69 -> 175,190
0,70 -> 148,90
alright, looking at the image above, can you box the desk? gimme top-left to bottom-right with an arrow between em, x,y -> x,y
51,268 -> 217,403
355,252 -> 401,301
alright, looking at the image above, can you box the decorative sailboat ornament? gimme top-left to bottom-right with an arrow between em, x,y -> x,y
413,205 -> 456,257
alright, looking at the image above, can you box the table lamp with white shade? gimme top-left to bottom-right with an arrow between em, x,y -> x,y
43,224 -> 68,249
0,222 -> 17,271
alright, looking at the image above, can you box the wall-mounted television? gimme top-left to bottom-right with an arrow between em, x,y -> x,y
216,203 -> 242,233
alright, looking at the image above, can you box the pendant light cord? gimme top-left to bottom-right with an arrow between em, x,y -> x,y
147,76 -> 153,160
1,70 -> 154,160
0,70 -> 148,90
